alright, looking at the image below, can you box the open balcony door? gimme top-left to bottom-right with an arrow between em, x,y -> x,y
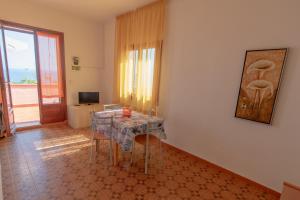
0,24 -> 16,135
36,31 -> 66,124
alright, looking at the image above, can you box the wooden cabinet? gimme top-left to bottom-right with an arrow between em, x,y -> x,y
67,104 -> 103,129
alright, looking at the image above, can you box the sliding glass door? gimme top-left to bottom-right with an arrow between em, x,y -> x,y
36,31 -> 66,124
0,24 -> 16,135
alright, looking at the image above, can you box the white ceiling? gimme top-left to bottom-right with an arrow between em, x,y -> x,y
26,0 -> 157,22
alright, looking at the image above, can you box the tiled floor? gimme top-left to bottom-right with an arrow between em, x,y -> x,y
0,125 -> 279,200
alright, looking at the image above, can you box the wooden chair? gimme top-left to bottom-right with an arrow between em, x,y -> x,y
280,182 -> 300,200
90,112 -> 114,164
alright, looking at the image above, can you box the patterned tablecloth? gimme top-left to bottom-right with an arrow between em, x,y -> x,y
91,110 -> 166,151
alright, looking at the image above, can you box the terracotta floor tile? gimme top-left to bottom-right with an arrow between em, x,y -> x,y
0,125 -> 279,200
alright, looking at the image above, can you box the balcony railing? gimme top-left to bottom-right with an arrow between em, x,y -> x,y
11,83 -> 39,107
10,84 -> 40,123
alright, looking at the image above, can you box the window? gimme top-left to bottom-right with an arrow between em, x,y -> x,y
123,48 -> 156,102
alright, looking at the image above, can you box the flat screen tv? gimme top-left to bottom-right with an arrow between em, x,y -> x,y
79,92 -> 99,104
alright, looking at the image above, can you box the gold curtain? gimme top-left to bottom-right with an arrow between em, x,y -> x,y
113,0 -> 165,113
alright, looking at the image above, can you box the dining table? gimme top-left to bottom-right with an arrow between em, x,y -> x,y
91,109 -> 166,173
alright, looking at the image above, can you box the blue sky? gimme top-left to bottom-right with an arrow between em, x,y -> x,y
4,29 -> 36,70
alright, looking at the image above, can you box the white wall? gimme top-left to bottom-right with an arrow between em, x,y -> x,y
103,0 -> 300,192
0,0 -> 104,105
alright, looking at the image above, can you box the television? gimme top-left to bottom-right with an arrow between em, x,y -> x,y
79,92 -> 99,104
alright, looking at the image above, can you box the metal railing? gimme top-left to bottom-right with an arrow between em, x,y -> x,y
10,84 -> 39,108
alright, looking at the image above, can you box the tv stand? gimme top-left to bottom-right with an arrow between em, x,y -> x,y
68,104 -> 103,129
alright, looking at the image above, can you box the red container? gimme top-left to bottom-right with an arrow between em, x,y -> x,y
123,107 -> 132,118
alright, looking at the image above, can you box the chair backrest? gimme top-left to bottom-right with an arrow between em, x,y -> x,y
280,182 -> 300,200
104,104 -> 122,111
91,112 -> 113,137
147,120 -> 164,139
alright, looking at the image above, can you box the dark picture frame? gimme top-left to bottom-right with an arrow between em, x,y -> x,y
235,48 -> 288,124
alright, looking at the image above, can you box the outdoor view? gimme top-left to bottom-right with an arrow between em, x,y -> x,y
4,29 -> 40,124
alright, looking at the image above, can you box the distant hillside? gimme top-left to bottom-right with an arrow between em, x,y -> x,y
9,68 -> 37,83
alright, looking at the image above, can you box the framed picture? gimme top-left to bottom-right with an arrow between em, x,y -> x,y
235,48 -> 288,124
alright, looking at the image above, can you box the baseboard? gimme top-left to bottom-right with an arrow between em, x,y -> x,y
16,124 -> 42,132
163,142 -> 281,198
40,120 -> 68,128
284,182 -> 300,191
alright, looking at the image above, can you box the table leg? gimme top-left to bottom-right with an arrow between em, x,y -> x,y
145,133 -> 149,174
113,142 -> 119,166
95,139 -> 100,152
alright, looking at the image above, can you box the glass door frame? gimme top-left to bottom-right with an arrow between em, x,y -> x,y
0,23 -> 16,136
35,31 -> 67,124
0,19 -> 67,129
2,26 -> 41,126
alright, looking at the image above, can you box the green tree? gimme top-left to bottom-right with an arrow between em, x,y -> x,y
19,79 -> 37,84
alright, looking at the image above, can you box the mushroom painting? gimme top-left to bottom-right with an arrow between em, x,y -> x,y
235,48 -> 287,124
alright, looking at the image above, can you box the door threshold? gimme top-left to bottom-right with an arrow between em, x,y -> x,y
16,121 -> 41,131
16,121 -> 68,132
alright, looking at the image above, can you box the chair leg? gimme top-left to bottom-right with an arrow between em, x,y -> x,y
159,139 -> 164,168
145,134 -> 150,174
95,139 -> 100,152
130,140 -> 135,165
89,131 -> 95,163
109,138 -> 113,165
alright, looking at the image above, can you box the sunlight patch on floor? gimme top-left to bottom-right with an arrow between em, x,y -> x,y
34,134 -> 90,150
40,142 -> 91,160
